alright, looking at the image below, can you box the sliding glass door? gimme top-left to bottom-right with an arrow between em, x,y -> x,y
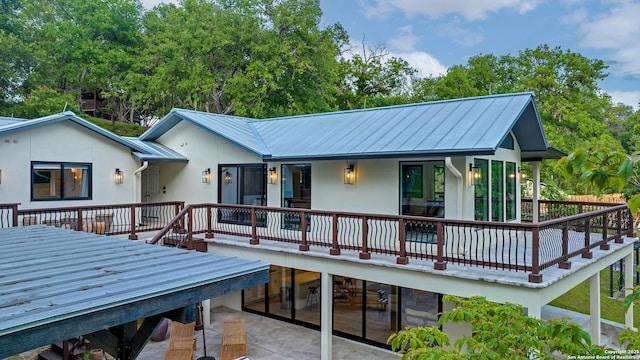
219,164 -> 266,224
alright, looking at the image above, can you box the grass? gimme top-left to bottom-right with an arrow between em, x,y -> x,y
549,269 -> 639,328
81,114 -> 146,137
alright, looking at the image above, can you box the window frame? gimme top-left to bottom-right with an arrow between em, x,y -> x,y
31,161 -> 92,201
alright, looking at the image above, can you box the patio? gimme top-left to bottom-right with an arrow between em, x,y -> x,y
139,306 -> 400,360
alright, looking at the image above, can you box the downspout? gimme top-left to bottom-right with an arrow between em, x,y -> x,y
133,161 -> 149,203
445,157 -> 463,219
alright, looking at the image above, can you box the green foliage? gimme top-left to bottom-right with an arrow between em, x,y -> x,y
388,296 -> 609,359
8,86 -> 75,118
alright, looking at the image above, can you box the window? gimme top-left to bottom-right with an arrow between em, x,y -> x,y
499,133 -> 514,150
400,161 -> 445,218
473,159 -> 489,221
491,161 -> 504,222
506,162 -> 517,221
218,164 -> 266,225
31,162 -> 91,201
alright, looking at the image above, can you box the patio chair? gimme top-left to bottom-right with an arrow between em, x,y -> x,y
163,321 -> 196,360
221,319 -> 246,360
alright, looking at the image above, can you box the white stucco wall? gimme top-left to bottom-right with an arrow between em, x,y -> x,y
0,121 -> 141,210
149,121 -> 263,205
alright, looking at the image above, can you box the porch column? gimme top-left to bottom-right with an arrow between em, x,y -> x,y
321,272 -> 333,360
625,253 -> 635,330
203,299 -> 211,326
589,273 -> 601,345
532,161 -> 541,223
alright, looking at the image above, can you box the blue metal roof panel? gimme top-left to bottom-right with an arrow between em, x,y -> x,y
252,92 -> 541,159
0,226 -> 268,356
0,116 -> 27,127
125,138 -> 189,162
141,109 -> 269,157
0,112 -> 149,154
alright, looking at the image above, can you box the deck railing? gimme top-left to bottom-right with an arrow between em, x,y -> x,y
0,202 -> 184,239
148,201 -> 634,283
2,200 -> 632,283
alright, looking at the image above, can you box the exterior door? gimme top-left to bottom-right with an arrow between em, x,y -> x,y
143,166 -> 160,218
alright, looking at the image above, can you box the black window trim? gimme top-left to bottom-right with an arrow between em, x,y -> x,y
31,161 -> 93,201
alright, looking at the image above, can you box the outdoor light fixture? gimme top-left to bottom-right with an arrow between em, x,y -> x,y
344,164 -> 355,185
469,164 -> 481,186
224,171 -> 232,184
202,168 -> 211,183
518,166 -> 527,180
114,168 -> 123,184
268,167 -> 277,184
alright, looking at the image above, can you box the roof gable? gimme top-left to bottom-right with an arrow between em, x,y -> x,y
139,93 -> 552,161
0,112 -> 149,153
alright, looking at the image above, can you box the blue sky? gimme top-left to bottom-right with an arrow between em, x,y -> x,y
142,0 -> 640,109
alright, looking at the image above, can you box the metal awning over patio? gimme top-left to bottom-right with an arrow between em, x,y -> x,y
0,226 -> 269,359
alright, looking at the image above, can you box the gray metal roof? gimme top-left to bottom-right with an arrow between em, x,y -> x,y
140,92 -> 552,161
0,112 -> 150,154
0,226 -> 269,358
0,116 -> 26,127
139,109 -> 269,157
125,137 -> 189,162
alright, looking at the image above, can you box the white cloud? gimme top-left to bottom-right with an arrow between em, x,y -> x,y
578,2 -> 640,77
387,25 -> 419,52
608,90 -> 640,110
140,0 -> 179,10
358,0 -> 544,20
561,8 -> 588,24
391,51 -> 448,78
438,19 -> 484,47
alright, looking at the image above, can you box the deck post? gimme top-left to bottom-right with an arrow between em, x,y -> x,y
397,218 -> 408,265
625,252 -> 635,330
330,213 -> 340,255
206,206 -> 214,238
250,208 -> 259,245
582,218 -> 593,258
129,205 -> 138,240
434,221 -> 446,270
615,209 -> 623,243
11,204 -> 18,227
320,272 -> 333,360
77,209 -> 83,232
600,213 -> 610,250
589,273 -> 601,345
299,210 -> 309,251
529,227 -> 542,283
359,216 -> 370,259
559,221 -> 571,269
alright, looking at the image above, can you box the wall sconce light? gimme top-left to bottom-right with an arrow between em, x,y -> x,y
114,168 -> 123,184
469,164 -> 481,186
268,167 -> 277,184
344,164 -> 356,185
518,166 -> 527,180
202,168 -> 211,183
224,171 -> 232,184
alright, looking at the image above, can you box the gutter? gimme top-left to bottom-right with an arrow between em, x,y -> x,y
133,161 -> 149,203
445,157 -> 463,219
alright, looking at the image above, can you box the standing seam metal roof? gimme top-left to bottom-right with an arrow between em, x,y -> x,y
138,92 -> 550,161
0,226 -> 269,358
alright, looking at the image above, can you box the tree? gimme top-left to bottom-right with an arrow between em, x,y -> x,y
10,0 -> 143,121
133,0 -> 345,118
336,40 -> 417,110
388,295 -> 607,359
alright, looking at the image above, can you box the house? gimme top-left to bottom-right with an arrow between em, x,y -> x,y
0,93 -> 635,359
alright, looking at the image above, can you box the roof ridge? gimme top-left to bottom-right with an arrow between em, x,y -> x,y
250,92 -> 534,123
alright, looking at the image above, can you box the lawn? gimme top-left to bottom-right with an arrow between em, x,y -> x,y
549,268 -> 639,327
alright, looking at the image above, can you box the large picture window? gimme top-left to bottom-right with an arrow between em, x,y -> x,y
31,162 -> 91,201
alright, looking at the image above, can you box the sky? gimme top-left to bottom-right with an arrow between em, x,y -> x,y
140,0 -> 640,109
